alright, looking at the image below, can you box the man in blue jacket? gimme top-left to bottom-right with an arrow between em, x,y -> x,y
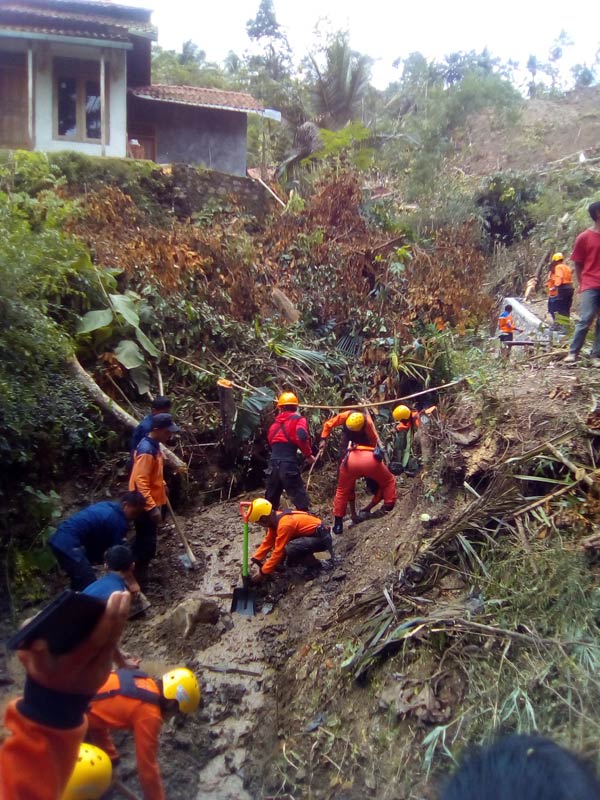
129,396 -> 172,455
49,491 -> 145,590
83,545 -> 139,600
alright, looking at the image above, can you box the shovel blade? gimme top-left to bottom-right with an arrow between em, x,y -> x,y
230,585 -> 256,616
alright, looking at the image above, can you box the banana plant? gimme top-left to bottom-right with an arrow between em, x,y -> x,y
76,291 -> 160,394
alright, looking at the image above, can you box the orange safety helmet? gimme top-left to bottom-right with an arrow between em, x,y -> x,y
277,392 -> 299,407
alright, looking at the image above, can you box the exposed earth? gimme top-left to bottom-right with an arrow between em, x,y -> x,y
4,341 -> 600,799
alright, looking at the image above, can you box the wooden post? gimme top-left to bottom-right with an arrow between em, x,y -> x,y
261,115 -> 266,179
217,378 -> 236,457
27,43 -> 34,149
100,50 -> 107,156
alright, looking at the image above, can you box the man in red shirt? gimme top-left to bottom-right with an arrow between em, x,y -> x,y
265,392 -> 315,511
565,201 -> 600,365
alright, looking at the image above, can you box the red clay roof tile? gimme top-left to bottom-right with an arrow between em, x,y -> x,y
130,84 -> 264,113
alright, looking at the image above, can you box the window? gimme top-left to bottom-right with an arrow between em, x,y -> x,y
54,59 -> 108,143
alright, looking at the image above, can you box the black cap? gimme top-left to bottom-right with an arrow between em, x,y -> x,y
151,395 -> 172,411
151,413 -> 180,433
105,545 -> 134,571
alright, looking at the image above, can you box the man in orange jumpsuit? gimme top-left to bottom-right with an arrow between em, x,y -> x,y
332,413 -> 396,535
87,667 -> 200,800
129,412 -> 179,586
247,498 -> 333,580
318,406 -> 379,460
547,252 -> 574,322
0,591 -> 131,799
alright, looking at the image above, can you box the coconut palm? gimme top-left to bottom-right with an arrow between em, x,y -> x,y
308,33 -> 372,130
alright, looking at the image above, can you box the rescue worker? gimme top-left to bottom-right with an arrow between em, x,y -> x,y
247,498 -> 333,580
84,545 -> 141,671
332,413 -> 397,535
497,304 -> 523,354
87,667 -> 200,800
0,591 -> 131,800
320,408 -> 382,500
130,396 -> 172,457
318,406 -> 378,460
129,412 -> 179,586
83,545 -> 139,601
62,743 -> 113,800
393,404 -> 437,471
265,392 -> 315,511
49,491 -> 146,591
547,252 -> 574,321
393,404 -> 420,432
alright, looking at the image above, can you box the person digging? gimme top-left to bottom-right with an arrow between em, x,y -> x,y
129,412 -> 179,589
247,498 -> 334,583
86,666 -> 200,800
49,491 -> 146,591
83,545 -> 143,670
332,413 -> 397,535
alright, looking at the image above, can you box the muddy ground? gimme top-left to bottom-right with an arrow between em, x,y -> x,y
3,351 -> 600,799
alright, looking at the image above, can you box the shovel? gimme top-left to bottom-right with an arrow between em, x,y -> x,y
165,497 -> 197,568
230,501 -> 256,616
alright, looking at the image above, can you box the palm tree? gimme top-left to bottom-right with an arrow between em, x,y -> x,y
308,33 -> 372,130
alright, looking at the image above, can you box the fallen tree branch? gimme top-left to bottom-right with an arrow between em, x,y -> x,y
545,443 -> 594,487
511,467 -> 600,518
69,356 -> 186,472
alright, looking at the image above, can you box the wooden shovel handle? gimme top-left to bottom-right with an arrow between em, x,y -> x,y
165,497 -> 197,565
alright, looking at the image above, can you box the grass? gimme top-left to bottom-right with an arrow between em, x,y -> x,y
425,534 -> 600,773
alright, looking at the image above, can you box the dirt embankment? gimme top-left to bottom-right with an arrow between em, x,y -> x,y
3,353 -> 600,799
455,85 -> 600,175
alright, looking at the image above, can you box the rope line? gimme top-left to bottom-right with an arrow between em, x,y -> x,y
163,351 -> 466,412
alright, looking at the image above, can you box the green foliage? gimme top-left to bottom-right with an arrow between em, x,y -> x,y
306,32 -> 372,129
475,171 -> 540,246
77,290 -> 161,394
305,122 -> 375,171
151,43 -> 230,88
46,151 -> 169,217
0,162 -> 109,484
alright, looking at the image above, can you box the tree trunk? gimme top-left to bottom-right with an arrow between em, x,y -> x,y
217,378 -> 236,459
69,356 -> 186,472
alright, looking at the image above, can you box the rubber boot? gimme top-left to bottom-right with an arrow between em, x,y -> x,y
333,516 -> 344,535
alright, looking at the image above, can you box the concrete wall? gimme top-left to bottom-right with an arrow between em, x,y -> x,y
130,96 -> 248,176
0,38 -> 127,157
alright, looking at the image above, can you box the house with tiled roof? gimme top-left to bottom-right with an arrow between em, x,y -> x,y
0,0 -> 277,175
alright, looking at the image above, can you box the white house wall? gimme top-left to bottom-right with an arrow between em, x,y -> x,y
1,38 -> 127,157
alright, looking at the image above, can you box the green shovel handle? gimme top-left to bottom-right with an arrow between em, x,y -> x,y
242,521 -> 249,578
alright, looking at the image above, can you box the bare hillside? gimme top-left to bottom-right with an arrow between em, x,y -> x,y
455,85 -> 600,174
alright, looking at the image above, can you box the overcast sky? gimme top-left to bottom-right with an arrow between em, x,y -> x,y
134,0 -> 599,89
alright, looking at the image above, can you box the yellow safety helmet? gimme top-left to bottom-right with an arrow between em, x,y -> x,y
393,405 -> 411,422
61,744 -> 112,800
346,412 -> 365,431
276,391 -> 299,407
247,498 -> 273,523
551,252 -> 564,262
162,667 -> 201,714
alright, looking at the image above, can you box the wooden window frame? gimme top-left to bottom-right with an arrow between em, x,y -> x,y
53,58 -> 109,144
